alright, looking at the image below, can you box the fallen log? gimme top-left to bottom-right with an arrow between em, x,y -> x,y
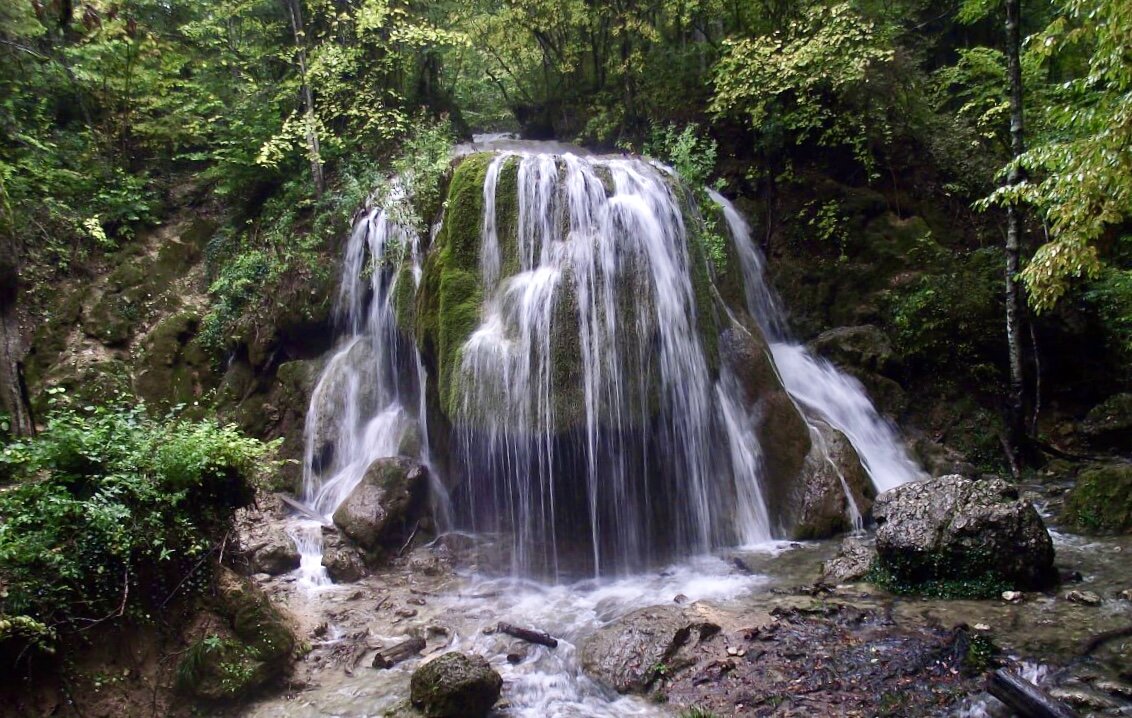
280,494 -> 332,526
986,669 -> 1079,718
497,622 -> 558,648
371,636 -> 426,669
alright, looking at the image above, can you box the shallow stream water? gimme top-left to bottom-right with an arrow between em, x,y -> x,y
241,515 -> 1131,718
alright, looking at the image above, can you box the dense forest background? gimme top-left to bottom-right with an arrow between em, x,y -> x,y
3,0 -> 1129,454
0,0 -> 1130,707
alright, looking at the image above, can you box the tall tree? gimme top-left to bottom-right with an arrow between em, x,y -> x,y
1003,0 -> 1028,469
283,0 -> 325,196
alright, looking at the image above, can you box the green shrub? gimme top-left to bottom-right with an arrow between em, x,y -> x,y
0,402 -> 275,661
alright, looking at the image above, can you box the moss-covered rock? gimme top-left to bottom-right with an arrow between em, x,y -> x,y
417,153 -> 493,417
176,567 -> 295,702
1081,394 -> 1132,453
410,652 -> 502,718
332,457 -> 429,555
1063,463 -> 1132,534
133,310 -> 213,409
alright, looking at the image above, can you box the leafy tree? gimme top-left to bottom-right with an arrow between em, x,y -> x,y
986,0 -> 1132,312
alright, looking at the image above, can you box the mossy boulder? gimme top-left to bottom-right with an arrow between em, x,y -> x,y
872,475 -> 1056,593
1081,394 -> 1132,452
410,652 -> 502,718
177,567 -> 295,701
810,325 -> 897,376
416,153 -> 493,418
332,457 -> 429,554
1063,463 -> 1132,534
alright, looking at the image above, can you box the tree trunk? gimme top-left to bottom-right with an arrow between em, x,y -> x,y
1004,0 -> 1027,469
284,0 -> 325,197
0,228 -> 34,437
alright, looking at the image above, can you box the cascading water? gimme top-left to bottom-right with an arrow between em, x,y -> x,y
290,192 -> 433,586
295,142 -> 922,584
709,189 -> 926,493
265,141 -> 930,718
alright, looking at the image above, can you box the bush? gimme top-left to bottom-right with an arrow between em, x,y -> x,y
0,402 -> 275,661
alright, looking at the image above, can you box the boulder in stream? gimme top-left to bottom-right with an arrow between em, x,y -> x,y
580,605 -> 721,694
821,535 -> 877,584
332,457 -> 428,553
409,652 -> 502,718
249,529 -> 301,575
873,475 -> 1056,592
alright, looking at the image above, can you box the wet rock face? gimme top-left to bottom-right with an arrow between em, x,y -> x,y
332,457 -> 428,553
321,529 -> 366,582
873,475 -> 1056,590
249,530 -> 301,576
793,422 -> 875,540
580,605 -> 721,694
409,652 -> 502,718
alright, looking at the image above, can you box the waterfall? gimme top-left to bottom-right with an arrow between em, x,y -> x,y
295,144 -> 922,582
291,194 -> 432,585
708,189 -> 926,493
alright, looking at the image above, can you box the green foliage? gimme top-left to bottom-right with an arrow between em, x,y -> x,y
885,246 -> 1003,372
643,123 -> 728,272
0,402 -> 274,659
980,0 -> 1132,312
1082,266 -> 1132,363
710,3 -> 896,175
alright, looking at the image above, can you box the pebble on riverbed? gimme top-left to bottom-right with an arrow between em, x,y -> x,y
1065,590 -> 1102,606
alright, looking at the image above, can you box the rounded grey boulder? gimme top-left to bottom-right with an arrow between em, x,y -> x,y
409,652 -> 502,718
873,474 -> 1056,590
332,456 -> 428,552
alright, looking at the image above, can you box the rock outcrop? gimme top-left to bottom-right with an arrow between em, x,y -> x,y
409,652 -> 502,718
872,475 -> 1056,591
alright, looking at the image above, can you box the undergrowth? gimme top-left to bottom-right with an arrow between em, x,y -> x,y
0,398 -> 275,663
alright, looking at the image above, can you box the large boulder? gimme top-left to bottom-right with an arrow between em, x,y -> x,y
873,475 -> 1056,591
409,652 -> 502,718
332,457 -> 429,553
321,528 -> 366,582
1063,463 -> 1132,534
580,605 -> 720,694
792,422 -> 876,539
821,535 -> 877,584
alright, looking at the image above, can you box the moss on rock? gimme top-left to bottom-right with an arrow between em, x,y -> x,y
417,154 -> 493,417
1063,463 -> 1132,534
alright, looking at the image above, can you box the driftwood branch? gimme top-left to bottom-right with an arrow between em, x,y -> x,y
986,669 -> 1079,718
497,622 -> 558,648
372,636 -> 426,669
280,494 -> 332,526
